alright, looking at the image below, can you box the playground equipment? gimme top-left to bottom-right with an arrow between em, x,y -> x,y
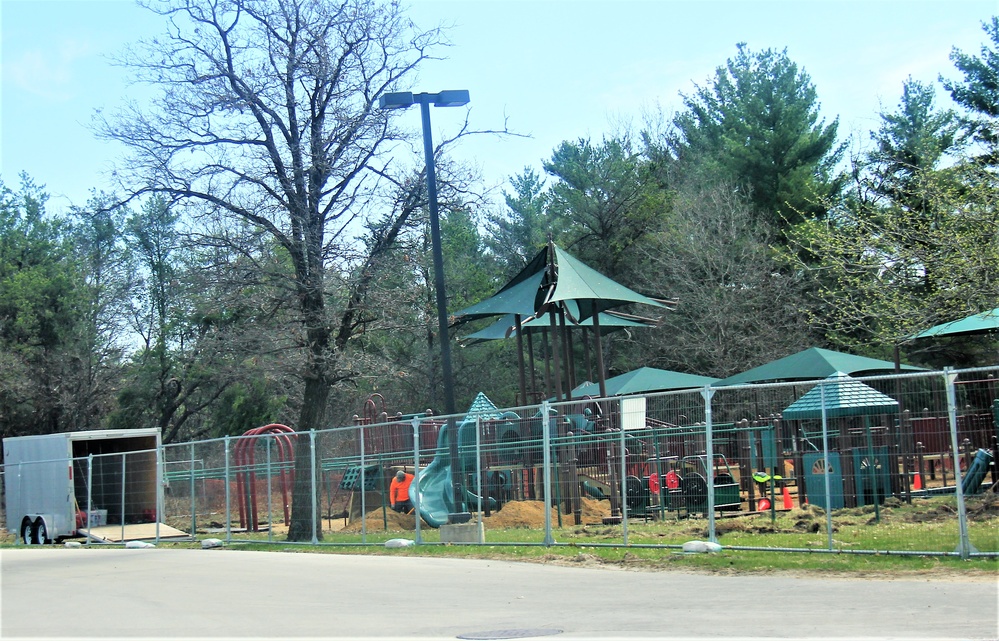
233,424 -> 295,532
341,390 -> 767,527
961,448 -> 995,495
641,454 -> 741,517
342,392 -> 630,528
415,393 -> 520,527
330,375 -> 999,530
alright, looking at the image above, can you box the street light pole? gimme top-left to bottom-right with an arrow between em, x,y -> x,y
417,96 -> 456,420
379,89 -> 470,523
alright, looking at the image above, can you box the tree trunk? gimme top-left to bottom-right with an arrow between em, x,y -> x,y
287,283 -> 331,542
287,375 -> 330,541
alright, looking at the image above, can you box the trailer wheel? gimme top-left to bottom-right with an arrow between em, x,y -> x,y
32,518 -> 49,545
20,518 -> 33,545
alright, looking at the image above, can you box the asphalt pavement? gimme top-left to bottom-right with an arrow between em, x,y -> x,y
2,547 -> 996,640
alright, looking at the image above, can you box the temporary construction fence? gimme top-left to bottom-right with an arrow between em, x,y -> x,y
3,367 -> 997,557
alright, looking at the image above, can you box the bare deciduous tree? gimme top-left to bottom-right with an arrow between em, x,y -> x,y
98,0 -> 446,540
634,178 -> 815,378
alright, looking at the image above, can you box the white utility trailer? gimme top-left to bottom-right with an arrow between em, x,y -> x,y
3,428 -> 165,544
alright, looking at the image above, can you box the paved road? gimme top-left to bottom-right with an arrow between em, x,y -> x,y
2,547 -> 996,640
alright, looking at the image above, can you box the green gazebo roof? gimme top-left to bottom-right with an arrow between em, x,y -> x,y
571,367 -> 718,398
782,372 -> 899,420
909,307 -> 999,339
543,245 -> 665,321
464,392 -> 504,420
717,347 -> 925,385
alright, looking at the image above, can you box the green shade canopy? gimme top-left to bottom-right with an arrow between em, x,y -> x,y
909,308 -> 999,339
571,367 -> 719,398
452,270 -> 544,322
782,372 -> 899,420
452,242 -> 667,403
453,243 -> 665,323
717,347 -> 925,386
541,245 -> 666,321
461,308 -> 652,346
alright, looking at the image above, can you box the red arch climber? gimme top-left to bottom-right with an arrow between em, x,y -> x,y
234,424 -> 296,532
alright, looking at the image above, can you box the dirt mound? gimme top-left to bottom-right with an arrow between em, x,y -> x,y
342,509 -> 419,533
964,492 -> 999,520
483,497 -> 610,528
339,493 -> 999,535
341,497 -> 613,532
897,492 -> 999,523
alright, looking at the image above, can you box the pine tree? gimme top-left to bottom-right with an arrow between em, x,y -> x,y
942,17 -> 999,165
670,43 -> 843,234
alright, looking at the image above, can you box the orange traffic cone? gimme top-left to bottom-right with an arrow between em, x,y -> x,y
913,472 -> 923,490
782,485 -> 793,509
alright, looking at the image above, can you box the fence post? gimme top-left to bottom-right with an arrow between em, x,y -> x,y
310,429 -> 318,545
266,436 -> 274,544
224,436 -> 231,545
701,385 -> 717,543
155,443 -> 163,543
12,464 -> 21,545
120,454 -> 127,543
86,454 -> 94,546
473,415 -> 482,541
944,368 -> 975,558
542,400 -> 555,546
864,417 -> 880,524
769,425 -> 778,523
189,442 -> 196,539
820,382 -> 833,551
475,415 -> 484,544
620,417 -> 628,546
412,416 -> 422,545
360,426 -> 368,543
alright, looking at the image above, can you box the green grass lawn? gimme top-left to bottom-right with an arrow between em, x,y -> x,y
155,494 -> 999,578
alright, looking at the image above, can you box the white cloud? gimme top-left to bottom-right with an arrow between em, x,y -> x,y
4,38 -> 98,101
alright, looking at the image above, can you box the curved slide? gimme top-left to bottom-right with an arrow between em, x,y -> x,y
410,394 -> 514,527
410,423 -> 458,528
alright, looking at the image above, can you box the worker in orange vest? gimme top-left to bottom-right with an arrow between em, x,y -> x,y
390,470 -> 414,513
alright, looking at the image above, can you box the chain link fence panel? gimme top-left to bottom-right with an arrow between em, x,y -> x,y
4,368 -> 997,556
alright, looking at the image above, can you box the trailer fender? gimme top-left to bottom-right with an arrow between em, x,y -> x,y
34,516 -> 52,544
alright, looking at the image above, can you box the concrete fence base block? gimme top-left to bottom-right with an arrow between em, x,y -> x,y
440,521 -> 483,544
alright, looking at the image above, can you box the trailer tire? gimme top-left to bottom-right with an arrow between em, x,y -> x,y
32,518 -> 49,545
20,518 -> 33,545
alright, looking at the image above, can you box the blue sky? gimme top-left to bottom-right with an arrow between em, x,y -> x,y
1,0 -> 995,213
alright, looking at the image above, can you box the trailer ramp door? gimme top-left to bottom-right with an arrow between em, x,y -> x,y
79,523 -> 189,543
